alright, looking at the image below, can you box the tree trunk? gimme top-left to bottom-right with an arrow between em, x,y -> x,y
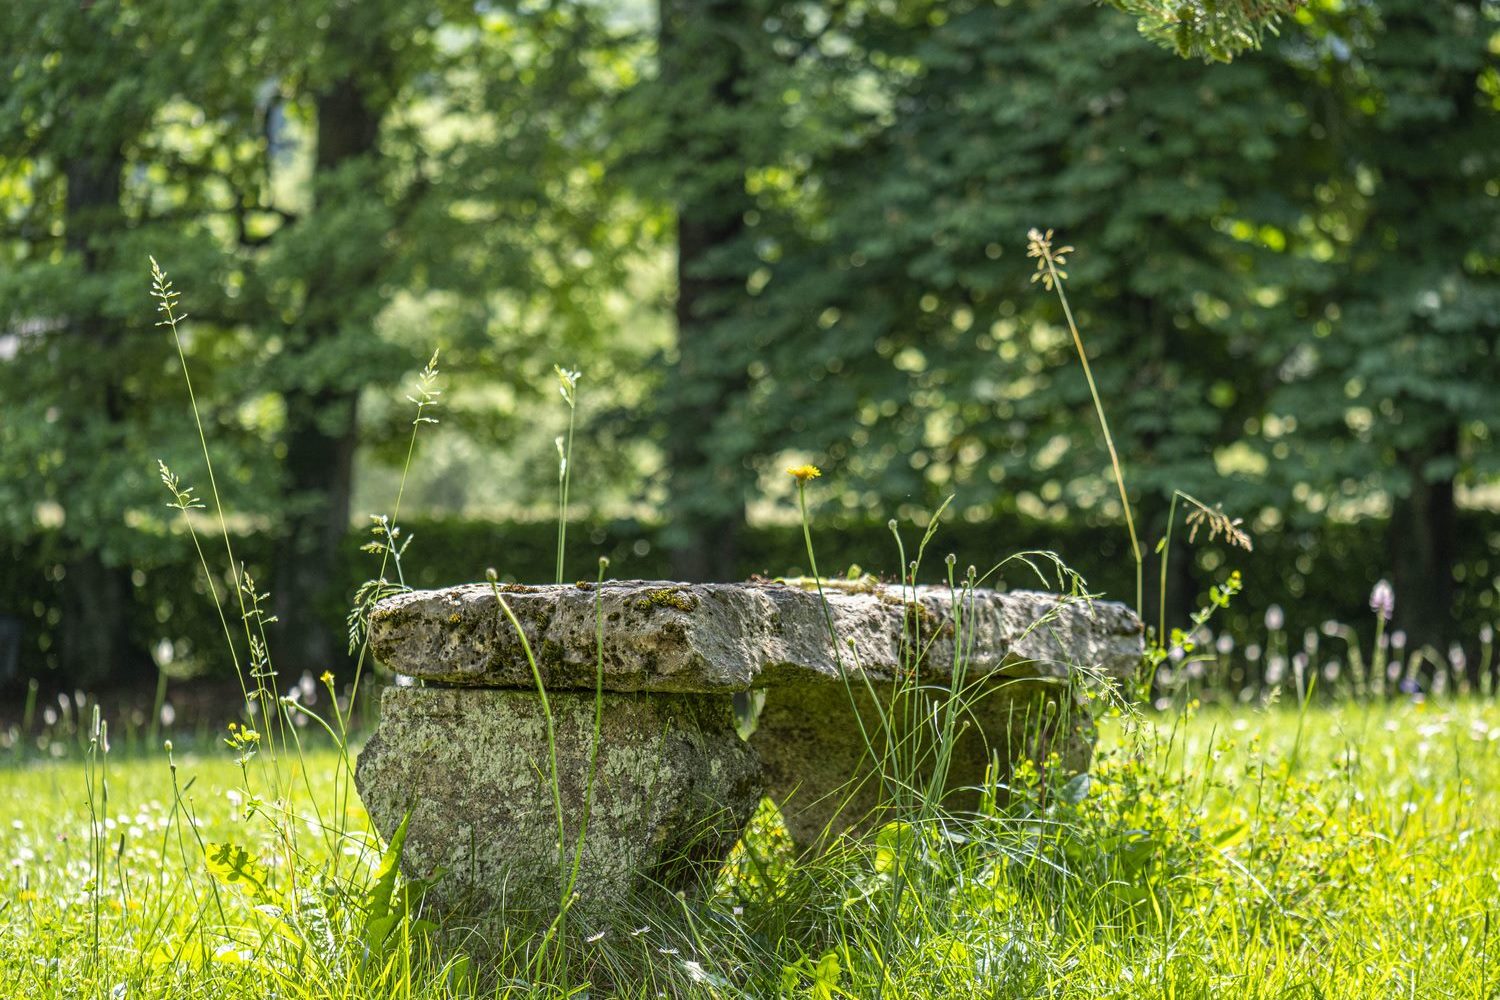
57,151 -> 154,689
666,202 -> 750,581
59,552 -> 152,691
270,76 -> 381,677
659,0 -> 756,582
1387,424 -> 1459,671
272,388 -> 360,676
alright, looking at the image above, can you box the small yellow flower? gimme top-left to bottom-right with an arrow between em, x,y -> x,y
319,671 -> 335,687
786,464 -> 822,483
224,723 -> 260,751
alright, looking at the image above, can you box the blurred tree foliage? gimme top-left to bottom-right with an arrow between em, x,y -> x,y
0,0 -> 1493,689
1263,1 -> 1500,656
716,0 -> 1311,528
629,0 -> 1497,653
0,0 -> 642,682
624,0 -> 1301,581
0,0 -> 262,685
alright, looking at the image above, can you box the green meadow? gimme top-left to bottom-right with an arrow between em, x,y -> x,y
4,697 -> 1496,998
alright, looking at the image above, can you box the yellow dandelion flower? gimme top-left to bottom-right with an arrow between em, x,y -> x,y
786,464 -> 822,483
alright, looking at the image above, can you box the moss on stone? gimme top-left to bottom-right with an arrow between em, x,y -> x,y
901,599 -> 954,640
632,587 -> 699,613
778,573 -> 885,595
355,686 -> 760,916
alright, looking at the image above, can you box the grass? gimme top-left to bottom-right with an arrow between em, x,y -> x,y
8,256 -> 1484,999
3,697 -> 1498,997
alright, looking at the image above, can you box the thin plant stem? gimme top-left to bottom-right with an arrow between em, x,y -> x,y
1026,232 -> 1143,616
1054,277 -> 1141,613
792,473 -> 888,803
554,367 -> 580,585
560,557 -> 611,914
151,262 -> 254,686
487,570 -> 568,983
348,349 -> 440,721
152,260 -> 286,793
1159,491 -> 1180,644
556,402 -> 575,585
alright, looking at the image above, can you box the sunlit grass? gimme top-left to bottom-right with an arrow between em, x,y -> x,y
8,259 -> 1489,998
3,699 -> 1497,998
1095,699 -> 1500,997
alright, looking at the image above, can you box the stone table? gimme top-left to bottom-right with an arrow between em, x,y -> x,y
354,579 -> 1141,914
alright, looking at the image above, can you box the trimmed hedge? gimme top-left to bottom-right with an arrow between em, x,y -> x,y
2,511 -> 1496,689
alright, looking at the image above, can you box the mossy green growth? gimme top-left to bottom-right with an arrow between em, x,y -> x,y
537,637 -> 564,664
778,572 -> 884,595
632,587 -> 699,613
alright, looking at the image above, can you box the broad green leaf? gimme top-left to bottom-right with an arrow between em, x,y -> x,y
363,808 -> 413,958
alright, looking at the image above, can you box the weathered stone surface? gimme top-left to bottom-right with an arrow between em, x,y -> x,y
752,672 -> 1098,846
356,579 -> 1144,902
354,685 -> 762,914
368,580 -> 1141,693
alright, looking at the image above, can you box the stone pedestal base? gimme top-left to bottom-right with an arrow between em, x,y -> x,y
752,674 -> 1095,846
355,686 -> 762,915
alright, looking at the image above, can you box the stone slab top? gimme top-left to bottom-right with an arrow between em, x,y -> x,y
369,579 -> 1143,694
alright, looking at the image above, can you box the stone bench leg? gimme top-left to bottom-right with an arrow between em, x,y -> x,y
355,686 -> 762,915
751,675 -> 1094,847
